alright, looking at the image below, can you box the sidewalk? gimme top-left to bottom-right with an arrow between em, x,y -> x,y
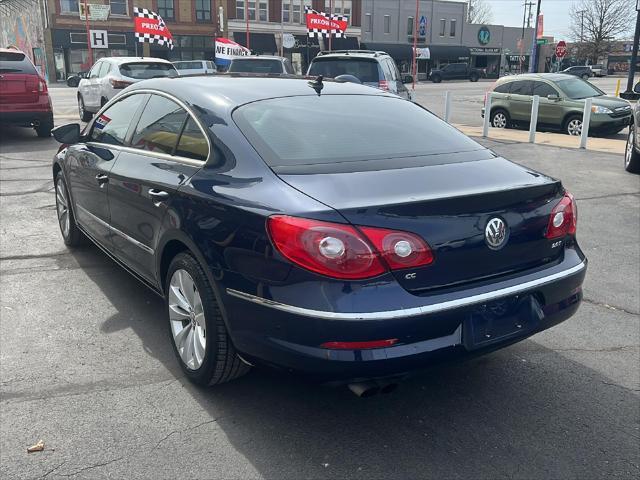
455,124 -> 627,155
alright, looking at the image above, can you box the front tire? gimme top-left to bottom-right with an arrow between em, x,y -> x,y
581,74 -> 590,80
166,252 -> 250,386
431,75 -> 442,83
78,95 -> 92,122
491,108 -> 510,129
470,73 -> 479,82
55,171 -> 85,247
625,126 -> 640,174
564,115 -> 583,136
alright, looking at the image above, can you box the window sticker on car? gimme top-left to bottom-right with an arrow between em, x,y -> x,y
95,114 -> 111,130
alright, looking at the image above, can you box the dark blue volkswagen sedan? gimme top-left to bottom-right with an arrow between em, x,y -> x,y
52,75 -> 586,396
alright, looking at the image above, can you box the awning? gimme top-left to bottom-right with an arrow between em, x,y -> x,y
232,32 -> 278,54
327,36 -> 359,50
428,45 -> 471,61
360,42 -> 413,60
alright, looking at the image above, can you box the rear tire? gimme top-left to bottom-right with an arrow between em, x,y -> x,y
78,95 -> 92,122
35,121 -> 52,138
491,108 -> 510,129
625,126 -> 640,174
55,171 -> 85,247
470,73 -> 479,82
166,252 -> 250,386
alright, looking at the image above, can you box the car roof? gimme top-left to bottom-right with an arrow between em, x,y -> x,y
230,55 -> 287,61
126,75 -> 392,114
102,57 -> 174,65
498,73 -> 575,82
0,47 -> 25,54
314,50 -> 391,60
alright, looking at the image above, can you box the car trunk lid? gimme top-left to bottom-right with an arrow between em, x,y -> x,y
277,156 -> 564,292
0,73 -> 40,104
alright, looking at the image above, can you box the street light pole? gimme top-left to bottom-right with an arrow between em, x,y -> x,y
622,8 -> 640,97
528,0 -> 542,73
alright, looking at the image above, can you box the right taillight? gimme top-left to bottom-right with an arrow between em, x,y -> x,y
545,192 -> 577,239
267,215 -> 433,280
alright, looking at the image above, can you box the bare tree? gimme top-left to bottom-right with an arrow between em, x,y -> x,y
569,0 -> 634,63
467,0 -> 493,24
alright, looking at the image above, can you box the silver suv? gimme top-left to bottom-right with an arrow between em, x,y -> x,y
77,57 -> 178,122
307,50 -> 413,101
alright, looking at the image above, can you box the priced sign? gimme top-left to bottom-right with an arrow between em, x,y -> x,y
555,40 -> 567,58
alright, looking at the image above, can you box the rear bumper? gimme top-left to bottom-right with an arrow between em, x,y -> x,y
0,109 -> 53,127
221,250 -> 587,382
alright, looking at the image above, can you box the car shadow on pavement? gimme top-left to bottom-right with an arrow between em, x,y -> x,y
68,245 -> 639,479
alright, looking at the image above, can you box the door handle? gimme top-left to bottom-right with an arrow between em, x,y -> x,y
148,189 -> 170,202
95,173 -> 109,185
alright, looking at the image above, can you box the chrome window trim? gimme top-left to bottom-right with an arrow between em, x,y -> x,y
88,88 -> 212,166
226,261 -> 586,320
76,204 -> 155,255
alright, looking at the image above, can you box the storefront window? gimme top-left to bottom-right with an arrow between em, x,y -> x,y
60,0 -> 78,14
158,0 -> 175,20
109,0 -> 127,16
195,0 -> 211,21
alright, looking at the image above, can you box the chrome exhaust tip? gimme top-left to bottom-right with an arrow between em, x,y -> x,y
348,382 -> 380,398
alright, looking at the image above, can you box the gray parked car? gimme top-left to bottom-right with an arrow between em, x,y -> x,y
227,56 -> 295,74
625,83 -> 640,174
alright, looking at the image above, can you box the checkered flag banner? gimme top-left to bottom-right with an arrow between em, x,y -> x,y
133,7 -> 174,50
305,7 -> 348,38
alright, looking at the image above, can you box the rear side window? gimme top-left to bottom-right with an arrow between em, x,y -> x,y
90,94 -> 146,145
308,58 -> 380,83
228,59 -> 283,73
120,62 -> 177,79
0,51 -> 37,74
175,118 -> 208,161
131,95 -> 188,155
98,62 -> 111,77
532,81 -> 558,97
175,61 -> 201,70
493,82 -> 511,93
234,95 -> 482,168
509,80 -> 533,95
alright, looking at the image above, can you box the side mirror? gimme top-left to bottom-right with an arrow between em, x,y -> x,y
66,75 -> 80,87
547,94 -> 560,101
634,82 -> 640,94
402,74 -> 414,84
52,123 -> 81,144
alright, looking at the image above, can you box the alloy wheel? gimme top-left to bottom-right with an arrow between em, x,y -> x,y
78,98 -> 84,120
626,129 -> 634,168
567,119 -> 582,136
168,269 -> 206,370
55,178 -> 70,238
492,112 -> 507,128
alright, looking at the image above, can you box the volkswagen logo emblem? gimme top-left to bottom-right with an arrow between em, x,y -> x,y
485,217 -> 508,250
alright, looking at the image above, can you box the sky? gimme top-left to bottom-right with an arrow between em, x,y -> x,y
467,0 -> 581,41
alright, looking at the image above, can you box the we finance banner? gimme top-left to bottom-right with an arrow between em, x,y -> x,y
215,38 -> 251,67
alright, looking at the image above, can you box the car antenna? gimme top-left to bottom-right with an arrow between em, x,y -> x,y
308,75 -> 323,96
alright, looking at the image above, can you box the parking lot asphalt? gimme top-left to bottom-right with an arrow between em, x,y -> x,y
1,109 -> 639,478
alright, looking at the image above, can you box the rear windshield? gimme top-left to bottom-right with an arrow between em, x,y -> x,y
233,95 -> 482,169
556,78 -> 604,99
174,61 -> 202,70
228,59 -> 283,74
119,62 -> 177,79
308,58 -> 380,83
0,51 -> 37,74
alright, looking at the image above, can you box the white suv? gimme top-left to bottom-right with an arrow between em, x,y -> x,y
77,57 -> 178,121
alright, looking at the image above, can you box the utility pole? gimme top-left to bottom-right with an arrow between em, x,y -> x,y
522,2 -> 534,37
529,0 -> 542,73
83,0 -> 93,67
621,6 -> 639,99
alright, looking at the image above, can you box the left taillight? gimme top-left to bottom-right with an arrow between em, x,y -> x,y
110,78 -> 133,89
545,192 -> 577,239
267,215 -> 434,280
38,77 -> 48,94
378,80 -> 389,91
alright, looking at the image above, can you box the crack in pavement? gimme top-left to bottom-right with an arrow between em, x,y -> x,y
582,297 -> 639,316
0,252 -> 70,261
39,461 -> 66,479
57,456 -> 124,477
154,418 -> 224,450
0,181 -> 53,196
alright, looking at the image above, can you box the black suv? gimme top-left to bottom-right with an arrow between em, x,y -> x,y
429,63 -> 485,83
561,66 -> 593,80
307,50 -> 413,100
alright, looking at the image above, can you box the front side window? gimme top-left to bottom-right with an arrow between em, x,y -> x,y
383,15 -> 390,34
88,62 -> 102,78
131,95 -> 188,155
109,0 -> 127,16
439,19 -> 446,36
90,94 -> 146,145
450,19 -> 456,37
60,0 -> 78,14
195,0 -> 211,21
97,61 -> 111,77
234,95 -> 482,169
158,0 -> 174,20
532,81 -> 559,97
556,78 -> 604,99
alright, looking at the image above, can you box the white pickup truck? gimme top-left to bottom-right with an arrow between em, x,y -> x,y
589,64 -> 607,77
